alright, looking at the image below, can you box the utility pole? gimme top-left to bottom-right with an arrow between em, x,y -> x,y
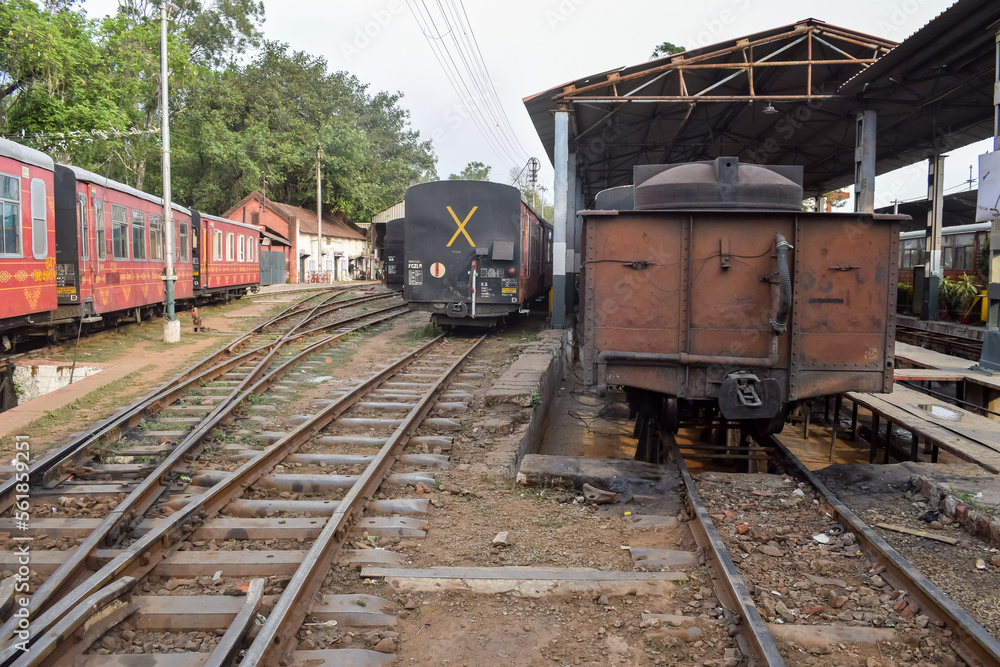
316,144 -> 323,280
161,1 -> 179,343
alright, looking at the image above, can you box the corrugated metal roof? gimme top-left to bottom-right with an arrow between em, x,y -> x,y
371,201 -> 405,225
524,5 -> 998,201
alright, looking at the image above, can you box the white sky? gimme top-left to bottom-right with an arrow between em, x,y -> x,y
78,0 -> 994,211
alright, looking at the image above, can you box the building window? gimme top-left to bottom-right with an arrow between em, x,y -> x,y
213,229 -> 223,260
179,222 -> 189,262
1,172 -> 20,256
112,204 -> 129,259
226,232 -> 234,261
149,214 -> 163,261
78,195 -> 90,260
131,209 -> 147,261
94,199 -> 106,260
31,178 -> 46,260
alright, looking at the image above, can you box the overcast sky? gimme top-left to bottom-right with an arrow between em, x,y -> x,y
79,0 -> 993,210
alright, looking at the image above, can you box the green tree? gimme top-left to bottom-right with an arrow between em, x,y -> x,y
0,1 -> 120,145
448,161 -> 491,181
651,41 -> 685,59
171,41 -> 435,221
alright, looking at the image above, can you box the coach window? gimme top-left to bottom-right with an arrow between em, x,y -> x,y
0,172 -> 19,256
78,194 -> 90,261
951,233 -> 975,271
226,232 -> 235,261
149,214 -> 163,261
112,204 -> 129,259
213,229 -> 223,260
237,234 -> 245,262
131,209 -> 147,261
31,178 -> 46,260
94,199 -> 106,260
179,222 -> 189,262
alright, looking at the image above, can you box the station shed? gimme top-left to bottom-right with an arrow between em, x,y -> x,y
523,1 -> 1000,370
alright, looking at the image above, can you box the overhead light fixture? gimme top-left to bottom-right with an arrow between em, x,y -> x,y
762,101 -> 778,115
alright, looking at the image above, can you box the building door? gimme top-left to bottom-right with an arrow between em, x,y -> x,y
259,249 -> 286,286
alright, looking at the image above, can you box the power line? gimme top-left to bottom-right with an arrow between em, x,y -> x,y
407,0 -> 518,169
406,0 -> 528,172
449,0 -> 531,158
436,0 -> 526,162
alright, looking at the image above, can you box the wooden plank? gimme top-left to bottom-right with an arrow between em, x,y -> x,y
132,594 -> 396,631
846,391 -> 1000,472
873,385 -> 1000,450
874,523 -> 959,544
288,650 -> 395,667
156,550 -> 308,577
74,655 -> 208,667
361,566 -> 685,596
895,341 -> 973,371
363,566 -> 686,581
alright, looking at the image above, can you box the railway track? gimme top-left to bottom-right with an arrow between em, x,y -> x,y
5,308 -> 1000,665
667,429 -> 1000,667
0,286 -> 412,663
896,325 -> 983,360
0,324 -> 483,665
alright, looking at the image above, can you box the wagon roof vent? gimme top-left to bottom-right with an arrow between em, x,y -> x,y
633,157 -> 803,211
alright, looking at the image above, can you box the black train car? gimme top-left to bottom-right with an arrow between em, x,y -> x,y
403,180 -> 551,327
384,217 -> 404,292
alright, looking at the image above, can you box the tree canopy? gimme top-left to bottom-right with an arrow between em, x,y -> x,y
0,0 -> 436,222
651,41 -> 685,59
448,161 -> 491,181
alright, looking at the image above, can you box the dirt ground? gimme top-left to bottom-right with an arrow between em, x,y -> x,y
819,462 -> 1000,644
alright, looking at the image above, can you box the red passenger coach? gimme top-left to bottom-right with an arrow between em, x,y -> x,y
193,212 -> 260,298
0,138 -> 57,334
54,165 -> 195,327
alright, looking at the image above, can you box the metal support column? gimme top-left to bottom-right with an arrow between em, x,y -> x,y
552,106 -> 570,329
160,1 -> 179,343
566,152 -> 578,318
921,154 -> 946,321
978,28 -> 1000,371
853,110 -> 876,214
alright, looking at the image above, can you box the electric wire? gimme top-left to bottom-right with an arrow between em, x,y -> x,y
406,0 -> 527,171
407,0 -> 520,169
439,0 -> 530,161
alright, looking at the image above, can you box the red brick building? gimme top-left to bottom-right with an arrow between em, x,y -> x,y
224,191 -> 366,283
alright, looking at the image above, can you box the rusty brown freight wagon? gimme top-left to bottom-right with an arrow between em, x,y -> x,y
580,157 -> 902,458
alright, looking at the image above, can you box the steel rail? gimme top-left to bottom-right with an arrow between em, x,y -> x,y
665,430 -> 785,667
0,290 -> 339,508
0,338 -> 278,513
768,436 -> 1000,667
244,336 -> 485,665
256,289 -> 355,332
0,307 -> 409,657
0,296 -> 401,511
9,577 -> 138,667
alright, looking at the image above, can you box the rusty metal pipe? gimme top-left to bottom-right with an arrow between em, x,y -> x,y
770,233 -> 793,333
596,348 -> 779,397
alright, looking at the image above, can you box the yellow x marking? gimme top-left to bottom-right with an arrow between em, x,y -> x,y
445,205 -> 477,248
